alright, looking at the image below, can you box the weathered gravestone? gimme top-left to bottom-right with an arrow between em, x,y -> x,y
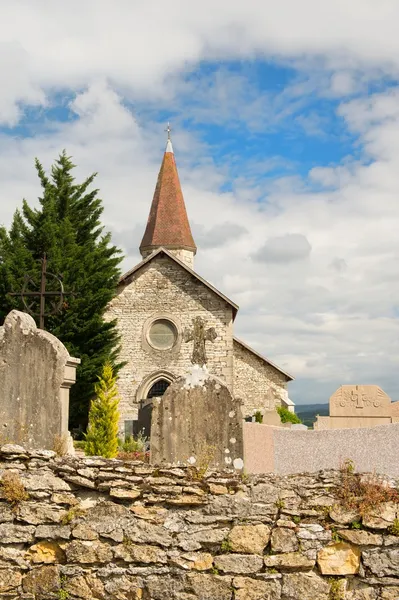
150,365 -> 244,469
314,384 -> 398,429
0,310 -> 79,451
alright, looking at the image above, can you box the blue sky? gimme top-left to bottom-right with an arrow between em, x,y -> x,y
2,0 -> 399,406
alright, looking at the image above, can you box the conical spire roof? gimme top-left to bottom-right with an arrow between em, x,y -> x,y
139,135 -> 197,256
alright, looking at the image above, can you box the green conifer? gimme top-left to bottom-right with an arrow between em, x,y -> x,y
85,361 -> 120,458
0,152 -> 123,430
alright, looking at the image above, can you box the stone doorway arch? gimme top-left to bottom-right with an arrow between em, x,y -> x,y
135,371 -> 176,439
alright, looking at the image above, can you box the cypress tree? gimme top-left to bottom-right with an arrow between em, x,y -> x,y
85,361 -> 120,458
0,152 -> 123,431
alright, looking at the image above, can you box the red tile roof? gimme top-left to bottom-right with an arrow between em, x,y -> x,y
139,144 -> 197,254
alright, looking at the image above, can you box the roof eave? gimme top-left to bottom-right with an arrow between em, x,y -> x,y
233,336 -> 294,381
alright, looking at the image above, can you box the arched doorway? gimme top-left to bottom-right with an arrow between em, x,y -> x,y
136,377 -> 173,440
147,378 -> 171,399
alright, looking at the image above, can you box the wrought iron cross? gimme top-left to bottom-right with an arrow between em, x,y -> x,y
183,316 -> 217,367
8,254 -> 74,330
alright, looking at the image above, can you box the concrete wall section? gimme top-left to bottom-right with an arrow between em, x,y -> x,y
233,339 -> 289,417
244,422 -> 399,477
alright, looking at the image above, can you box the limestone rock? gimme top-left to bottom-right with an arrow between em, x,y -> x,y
191,528 -> 230,545
35,525 -> 71,540
0,523 -> 35,544
64,574 -> 105,599
380,587 -> 399,599
362,548 -> 399,577
113,543 -> 167,564
26,541 -> 65,564
214,553 -> 263,574
317,542 -> 360,575
264,551 -> 315,570
0,503 -> 15,523
251,483 -> 279,504
271,526 -> 299,553
17,503 -> 65,525
168,494 -> 206,505
282,571 -> 330,600
362,502 -> 397,529
173,552 -> 213,571
22,565 -> 60,597
345,580 -> 378,600
0,568 -> 22,593
1,444 -> 27,454
184,573 -> 234,600
329,504 -> 360,525
72,523 -> 99,540
228,524 -> 271,554
124,520 -> 173,547
338,529 -> 383,546
65,540 -> 113,564
209,483 -> 228,495
110,487 -> 141,500
23,472 -> 71,492
233,576 -> 281,600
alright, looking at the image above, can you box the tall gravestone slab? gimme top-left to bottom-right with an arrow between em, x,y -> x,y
0,310 -> 79,450
314,384 -> 395,430
150,366 -> 244,469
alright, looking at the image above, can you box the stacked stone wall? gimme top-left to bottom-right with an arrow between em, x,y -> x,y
0,446 -> 396,599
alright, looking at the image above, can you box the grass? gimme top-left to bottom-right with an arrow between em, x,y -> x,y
1,471 -> 29,506
220,539 -> 233,553
388,518 -> 399,536
335,459 -> 399,516
329,578 -> 344,600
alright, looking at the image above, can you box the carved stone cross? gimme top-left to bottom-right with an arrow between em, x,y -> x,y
183,316 -> 217,366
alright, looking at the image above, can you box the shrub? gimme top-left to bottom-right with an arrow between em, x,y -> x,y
119,431 -> 147,453
254,411 -> 263,423
85,361 -> 120,458
277,406 -> 302,424
1,471 -> 29,505
336,460 -> 399,516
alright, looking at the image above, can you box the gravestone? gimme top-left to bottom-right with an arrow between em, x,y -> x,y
0,310 -> 79,451
314,385 -> 397,430
150,365 -> 244,469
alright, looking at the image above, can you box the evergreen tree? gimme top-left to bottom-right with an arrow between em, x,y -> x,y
0,152 -> 123,430
85,361 -> 120,458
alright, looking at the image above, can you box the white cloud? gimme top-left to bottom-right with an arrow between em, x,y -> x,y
1,3 -> 399,405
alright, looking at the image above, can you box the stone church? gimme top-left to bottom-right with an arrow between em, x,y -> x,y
106,134 -> 295,437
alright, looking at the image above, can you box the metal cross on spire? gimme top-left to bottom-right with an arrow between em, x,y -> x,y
8,253 -> 75,330
165,122 -> 172,140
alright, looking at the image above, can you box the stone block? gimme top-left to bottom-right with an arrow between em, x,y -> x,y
0,311 -> 79,451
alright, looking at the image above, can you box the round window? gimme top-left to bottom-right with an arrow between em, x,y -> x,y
148,319 -> 177,350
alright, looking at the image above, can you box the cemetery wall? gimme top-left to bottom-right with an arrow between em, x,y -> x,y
243,422 -> 399,477
0,446 -> 397,599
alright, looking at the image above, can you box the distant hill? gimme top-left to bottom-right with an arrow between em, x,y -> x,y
295,403 -> 329,428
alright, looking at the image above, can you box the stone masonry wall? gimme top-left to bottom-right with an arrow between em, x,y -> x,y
233,340 -> 289,418
106,254 -> 234,429
0,446 -> 396,599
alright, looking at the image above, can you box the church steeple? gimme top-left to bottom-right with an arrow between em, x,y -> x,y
139,125 -> 197,269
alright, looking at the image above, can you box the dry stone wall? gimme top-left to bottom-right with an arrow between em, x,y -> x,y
0,446 -> 396,599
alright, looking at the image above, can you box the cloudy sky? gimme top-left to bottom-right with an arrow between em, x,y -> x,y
1,1 -> 399,405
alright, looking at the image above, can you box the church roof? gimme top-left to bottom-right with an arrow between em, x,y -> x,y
233,337 -> 294,381
139,138 -> 197,255
119,247 -> 239,319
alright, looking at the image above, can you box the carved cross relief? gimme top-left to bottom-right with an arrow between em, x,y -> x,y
183,316 -> 217,366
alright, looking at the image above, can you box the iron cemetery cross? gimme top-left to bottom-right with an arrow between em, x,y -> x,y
8,254 -> 74,330
184,316 -> 217,366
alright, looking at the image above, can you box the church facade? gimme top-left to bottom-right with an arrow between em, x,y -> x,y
106,135 -> 295,436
